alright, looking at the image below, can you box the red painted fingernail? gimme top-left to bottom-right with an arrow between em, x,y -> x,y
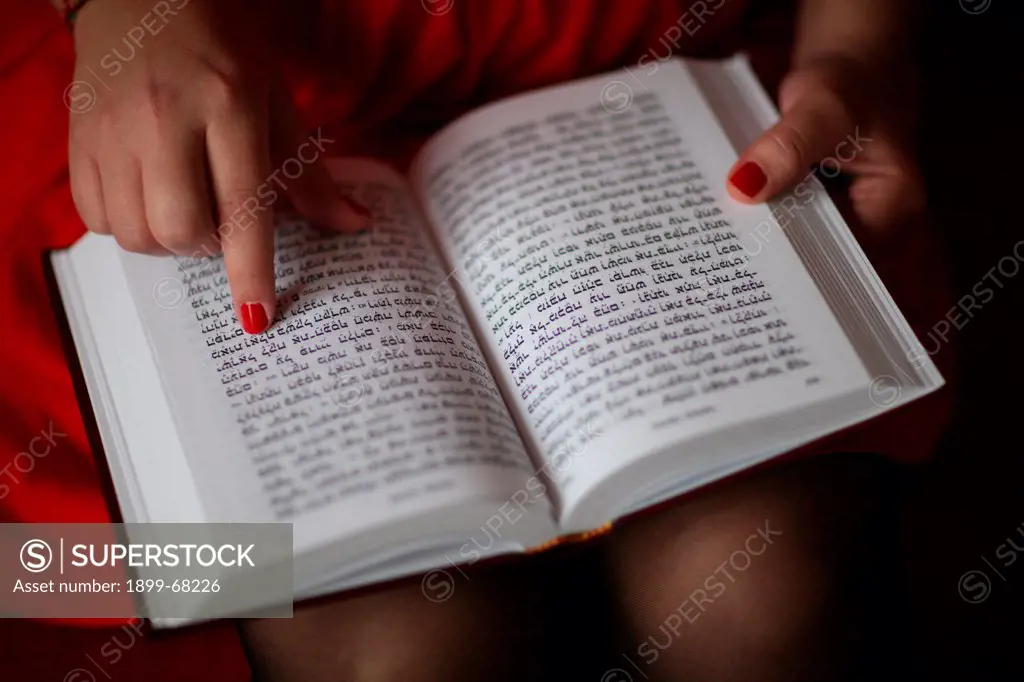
239,302 -> 269,335
343,197 -> 372,219
729,161 -> 768,198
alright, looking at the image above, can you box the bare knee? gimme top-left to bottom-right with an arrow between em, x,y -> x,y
242,562 -> 542,682
604,456 -> 890,682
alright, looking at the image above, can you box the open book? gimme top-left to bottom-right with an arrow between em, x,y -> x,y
51,57 -> 943,622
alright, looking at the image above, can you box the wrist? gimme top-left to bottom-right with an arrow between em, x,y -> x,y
791,0 -> 921,76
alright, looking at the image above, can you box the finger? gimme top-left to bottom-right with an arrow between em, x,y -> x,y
268,86 -> 371,231
69,151 -> 109,234
847,141 -> 925,232
726,71 -> 855,203
100,154 -> 167,254
206,94 -> 276,335
142,127 -> 222,258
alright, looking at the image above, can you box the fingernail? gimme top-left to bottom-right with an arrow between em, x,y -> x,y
343,196 -> 372,219
729,161 -> 768,198
239,302 -> 269,335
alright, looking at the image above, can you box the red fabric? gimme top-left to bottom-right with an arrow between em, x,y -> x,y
0,0 -> 953,679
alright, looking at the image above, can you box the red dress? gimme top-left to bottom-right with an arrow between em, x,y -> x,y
0,0 -> 953,678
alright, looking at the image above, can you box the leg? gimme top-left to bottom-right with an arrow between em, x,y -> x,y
240,559 -> 546,682
603,454 -> 906,682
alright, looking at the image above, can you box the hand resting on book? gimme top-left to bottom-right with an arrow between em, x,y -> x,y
727,1 -> 925,233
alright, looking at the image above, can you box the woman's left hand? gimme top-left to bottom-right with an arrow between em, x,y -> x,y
726,55 -> 924,233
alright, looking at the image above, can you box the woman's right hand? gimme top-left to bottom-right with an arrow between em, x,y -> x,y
68,0 -> 370,334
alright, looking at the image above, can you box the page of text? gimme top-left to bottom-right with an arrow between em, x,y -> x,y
412,60 -> 869,509
119,160 -> 539,536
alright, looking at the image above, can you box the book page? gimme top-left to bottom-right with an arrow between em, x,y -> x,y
114,160 -> 543,542
411,60 -> 871,514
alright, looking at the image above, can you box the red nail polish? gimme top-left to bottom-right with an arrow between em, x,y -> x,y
239,302 -> 269,335
344,197 -> 372,219
729,161 -> 768,198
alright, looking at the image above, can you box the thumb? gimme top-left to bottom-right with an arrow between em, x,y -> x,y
726,69 -> 855,203
268,86 -> 372,231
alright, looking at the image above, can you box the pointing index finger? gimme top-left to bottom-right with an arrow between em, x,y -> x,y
207,101 -> 277,335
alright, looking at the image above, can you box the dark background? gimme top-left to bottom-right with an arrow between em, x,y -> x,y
905,1 -> 1023,677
